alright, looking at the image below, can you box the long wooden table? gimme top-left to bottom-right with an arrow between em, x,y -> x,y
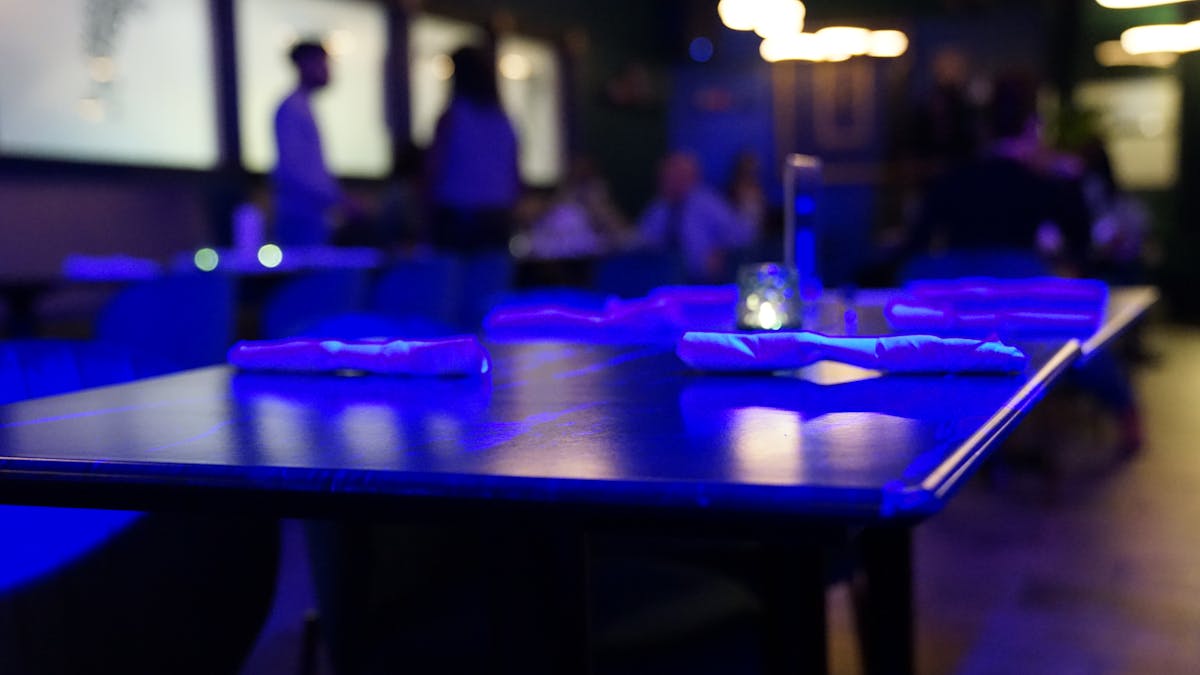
0,287 -> 1156,674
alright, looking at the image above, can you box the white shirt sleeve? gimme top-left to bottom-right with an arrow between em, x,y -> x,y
273,92 -> 341,208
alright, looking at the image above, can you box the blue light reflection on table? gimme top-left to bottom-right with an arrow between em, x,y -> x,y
0,335 -> 1073,523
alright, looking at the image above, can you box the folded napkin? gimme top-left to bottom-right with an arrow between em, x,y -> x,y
228,336 -> 490,376
677,331 -> 1027,373
886,278 -> 1107,336
885,301 -> 1101,335
484,285 -> 736,336
904,277 -> 1108,310
62,254 -> 162,281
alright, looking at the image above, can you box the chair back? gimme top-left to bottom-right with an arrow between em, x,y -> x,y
261,268 -> 370,339
0,339 -> 177,404
370,254 -> 463,334
94,273 -> 235,371
458,251 -> 515,332
594,252 -> 685,299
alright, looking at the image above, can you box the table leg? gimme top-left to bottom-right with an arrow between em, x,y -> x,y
854,526 -> 914,675
761,539 -> 828,675
551,531 -> 593,675
485,529 -> 592,675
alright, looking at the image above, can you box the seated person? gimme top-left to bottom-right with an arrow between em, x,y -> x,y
908,72 -> 1091,275
638,152 -> 754,284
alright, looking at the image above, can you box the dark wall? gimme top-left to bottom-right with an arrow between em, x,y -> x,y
0,166 -> 211,275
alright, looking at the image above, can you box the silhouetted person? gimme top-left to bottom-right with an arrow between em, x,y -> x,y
638,151 -> 753,284
272,40 -> 359,247
427,46 -> 519,253
909,72 -> 1091,273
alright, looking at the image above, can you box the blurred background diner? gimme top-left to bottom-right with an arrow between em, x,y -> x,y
0,0 -> 1198,673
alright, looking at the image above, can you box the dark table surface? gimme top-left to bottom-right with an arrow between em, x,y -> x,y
0,288 -> 1155,528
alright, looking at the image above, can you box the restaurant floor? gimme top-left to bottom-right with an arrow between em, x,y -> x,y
240,322 -> 1199,675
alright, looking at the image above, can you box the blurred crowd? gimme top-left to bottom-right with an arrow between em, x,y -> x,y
269,41 -> 1155,291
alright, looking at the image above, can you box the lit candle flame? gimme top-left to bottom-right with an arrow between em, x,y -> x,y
757,301 -> 782,330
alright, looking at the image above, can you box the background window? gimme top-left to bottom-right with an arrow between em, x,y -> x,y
1074,76 -> 1180,191
237,0 -> 390,178
498,35 -> 565,187
0,0 -> 218,168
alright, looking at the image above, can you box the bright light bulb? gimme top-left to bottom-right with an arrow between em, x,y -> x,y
815,26 -> 872,59
257,244 -> 283,269
718,0 -> 762,31
498,53 -> 532,80
753,0 -> 806,38
431,54 -> 454,80
760,32 -> 825,62
88,56 -> 116,83
324,29 -> 356,59
867,30 -> 908,58
1095,39 -> 1178,67
1097,0 -> 1188,8
1121,21 -> 1200,54
757,301 -> 781,330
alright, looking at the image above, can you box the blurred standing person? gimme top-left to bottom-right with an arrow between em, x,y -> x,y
639,151 -> 753,284
272,41 -> 358,247
427,46 -> 520,253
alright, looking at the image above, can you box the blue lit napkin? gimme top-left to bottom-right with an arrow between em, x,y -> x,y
885,302 -> 1102,335
484,285 -> 735,335
228,336 -> 491,376
676,331 -> 1027,373
905,277 -> 1107,309
886,278 -> 1106,336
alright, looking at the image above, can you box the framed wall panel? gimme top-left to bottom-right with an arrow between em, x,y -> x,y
0,0 -> 218,168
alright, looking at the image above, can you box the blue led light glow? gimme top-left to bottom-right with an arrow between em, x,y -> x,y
794,194 -> 816,215
689,37 -> 714,63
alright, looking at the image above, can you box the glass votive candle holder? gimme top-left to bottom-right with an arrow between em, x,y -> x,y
737,262 -> 802,330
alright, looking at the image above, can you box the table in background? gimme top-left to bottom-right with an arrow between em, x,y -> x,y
0,288 -> 1156,674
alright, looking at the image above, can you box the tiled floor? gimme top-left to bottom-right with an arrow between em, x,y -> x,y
241,323 -> 1198,675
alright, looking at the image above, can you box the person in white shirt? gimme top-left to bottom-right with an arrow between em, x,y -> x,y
272,41 -> 357,247
638,152 -> 753,283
